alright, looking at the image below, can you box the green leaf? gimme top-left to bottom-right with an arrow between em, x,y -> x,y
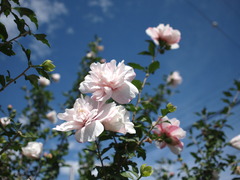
12,12 -> 26,34
36,68 -> 50,79
14,7 -> 38,28
0,43 -> 15,56
140,164 -> 153,177
34,34 -> 50,47
0,22 -> 8,41
223,91 -> 232,97
1,0 -> 11,16
25,74 -> 39,88
0,75 -> 6,87
121,172 -> 134,179
20,44 -> 31,61
148,61 -> 160,74
147,40 -> 156,56
138,51 -> 151,56
132,80 -> 142,90
128,63 -> 145,71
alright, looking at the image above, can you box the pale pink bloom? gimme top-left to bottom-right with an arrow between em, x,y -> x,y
97,45 -> 104,51
51,73 -> 61,82
146,24 -> 181,49
53,95 -> 135,143
153,116 -> 186,155
38,76 -> 50,86
0,117 -> 11,126
167,71 -> 182,87
79,60 -> 139,104
230,134 -> 240,150
102,105 -> 136,134
86,51 -> 96,58
22,142 -> 43,159
46,110 -> 57,123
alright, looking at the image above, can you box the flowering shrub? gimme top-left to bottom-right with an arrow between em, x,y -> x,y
0,1 -> 239,179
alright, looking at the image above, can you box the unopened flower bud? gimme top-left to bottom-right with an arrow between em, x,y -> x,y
7,105 -> 13,110
51,73 -> 61,82
40,60 -> 55,72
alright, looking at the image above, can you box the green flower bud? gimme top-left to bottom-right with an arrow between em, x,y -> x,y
140,164 -> 153,177
40,60 -> 55,72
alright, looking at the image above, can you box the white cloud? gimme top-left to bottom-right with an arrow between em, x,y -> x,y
21,0 -> 68,34
66,27 -> 75,35
89,0 -> 113,13
86,0 -> 114,23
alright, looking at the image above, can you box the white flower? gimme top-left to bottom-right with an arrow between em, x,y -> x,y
51,73 -> 61,82
86,51 -> 96,58
79,60 -> 139,104
46,110 -> 57,123
53,95 -> 135,143
22,142 -> 43,159
167,71 -> 182,87
0,117 -> 11,126
38,76 -> 50,86
230,134 -> 240,150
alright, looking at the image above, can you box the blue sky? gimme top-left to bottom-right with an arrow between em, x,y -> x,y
1,0 -> 240,179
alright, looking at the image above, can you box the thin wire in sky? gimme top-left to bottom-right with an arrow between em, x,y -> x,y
184,0 -> 240,49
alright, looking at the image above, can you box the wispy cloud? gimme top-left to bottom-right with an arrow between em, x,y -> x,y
85,0 -> 114,23
89,0 -> 113,13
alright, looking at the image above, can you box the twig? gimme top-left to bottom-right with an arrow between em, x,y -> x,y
0,65 -> 31,92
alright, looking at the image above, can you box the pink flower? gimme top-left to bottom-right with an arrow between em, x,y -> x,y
146,24 -> 181,49
153,116 -> 186,155
53,95 -> 135,143
230,134 -> 240,150
79,60 -> 139,104
51,73 -> 61,82
22,142 -> 43,159
167,71 -> 182,87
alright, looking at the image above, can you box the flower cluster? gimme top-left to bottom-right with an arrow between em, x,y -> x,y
54,60 -> 138,142
146,24 -> 181,49
153,116 -> 186,155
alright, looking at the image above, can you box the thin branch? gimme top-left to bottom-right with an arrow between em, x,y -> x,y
0,65 -> 31,92
0,31 -> 30,48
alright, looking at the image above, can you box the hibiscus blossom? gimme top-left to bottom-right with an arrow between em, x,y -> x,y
230,134 -> 240,150
79,60 -> 139,104
146,24 -> 181,49
53,95 -> 135,143
153,116 -> 186,155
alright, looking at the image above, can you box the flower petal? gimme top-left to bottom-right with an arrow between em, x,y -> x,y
75,121 -> 104,143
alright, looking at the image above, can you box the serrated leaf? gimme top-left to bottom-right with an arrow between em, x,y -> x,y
12,12 -> 26,34
148,61 -> 160,74
0,22 -> 8,41
14,7 -> 38,28
128,63 -> 145,71
34,34 -> 50,47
